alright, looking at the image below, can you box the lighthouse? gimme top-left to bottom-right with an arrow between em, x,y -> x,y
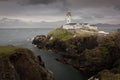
66,12 -> 71,24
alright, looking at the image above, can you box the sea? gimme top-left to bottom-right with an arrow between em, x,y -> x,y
0,26 -> 119,80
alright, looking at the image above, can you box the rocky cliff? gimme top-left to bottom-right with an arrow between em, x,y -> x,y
0,45 -> 54,80
32,28 -> 120,80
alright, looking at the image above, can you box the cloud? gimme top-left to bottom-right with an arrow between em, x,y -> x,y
29,0 -> 58,4
18,0 -> 58,5
0,0 -> 59,5
67,0 -> 120,7
0,0 -> 120,6
0,0 -> 120,25
114,5 -> 120,11
1,0 -> 120,11
0,0 -> 8,1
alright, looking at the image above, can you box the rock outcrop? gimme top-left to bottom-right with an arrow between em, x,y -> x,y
32,35 -> 48,49
32,28 -> 120,80
88,59 -> 120,80
0,46 -> 54,80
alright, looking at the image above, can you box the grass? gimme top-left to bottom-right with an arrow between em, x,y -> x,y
99,70 -> 120,80
0,45 -> 23,58
48,28 -> 96,40
48,28 -> 74,40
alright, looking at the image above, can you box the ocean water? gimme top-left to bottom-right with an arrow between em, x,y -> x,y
0,27 -> 119,80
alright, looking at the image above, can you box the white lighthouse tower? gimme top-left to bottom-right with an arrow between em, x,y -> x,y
66,12 -> 71,24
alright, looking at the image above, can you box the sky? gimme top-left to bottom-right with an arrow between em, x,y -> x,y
0,0 -> 120,27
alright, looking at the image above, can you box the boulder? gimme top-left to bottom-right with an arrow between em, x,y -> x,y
32,35 -> 48,49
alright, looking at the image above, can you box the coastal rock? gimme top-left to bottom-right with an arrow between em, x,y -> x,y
32,28 -> 120,79
88,59 -> 120,80
88,69 -> 120,80
0,46 -> 54,80
32,35 -> 48,49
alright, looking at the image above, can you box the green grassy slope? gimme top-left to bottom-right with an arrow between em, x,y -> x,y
48,28 -> 74,40
0,45 -> 19,58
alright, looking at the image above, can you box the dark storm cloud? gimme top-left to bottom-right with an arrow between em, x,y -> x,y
28,0 -> 57,4
1,0 -> 120,9
64,0 -> 120,10
0,0 -> 8,1
22,0 -> 120,7
18,0 -> 59,5
0,0 -> 59,5
0,0 -> 120,24
114,5 -> 120,11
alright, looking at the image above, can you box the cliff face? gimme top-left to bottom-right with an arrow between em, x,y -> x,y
0,46 -> 54,80
88,59 -> 120,80
32,28 -> 120,80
